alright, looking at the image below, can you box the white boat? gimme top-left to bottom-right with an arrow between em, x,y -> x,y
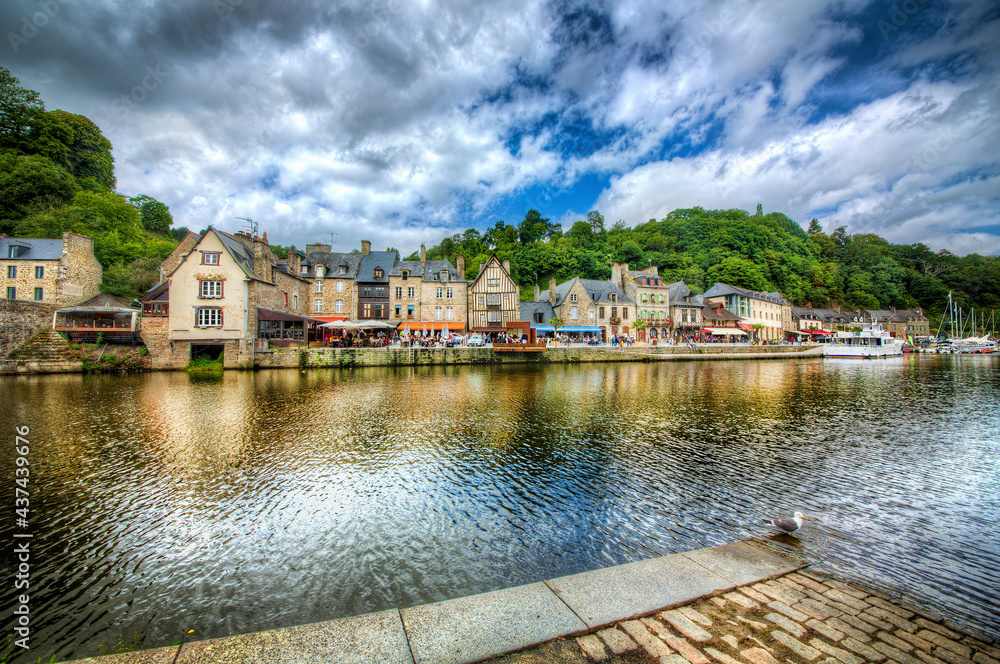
823,323 -> 904,358
950,336 -> 997,354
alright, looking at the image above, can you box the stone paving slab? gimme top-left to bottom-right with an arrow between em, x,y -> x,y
400,582 -> 587,664
546,551 -> 736,630
68,647 -> 180,664
173,609 -> 412,664
681,541 -> 804,586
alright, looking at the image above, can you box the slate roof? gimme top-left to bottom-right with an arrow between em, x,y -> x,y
1,237 -> 64,260
812,308 -> 851,323
356,251 -> 398,283
303,251 -> 363,279
139,281 -> 170,302
388,258 -> 464,282
668,281 -> 704,307
701,303 -> 742,322
704,282 -> 786,304
538,277 -> 633,307
520,301 -> 556,323
792,307 -> 823,321
627,270 -> 667,286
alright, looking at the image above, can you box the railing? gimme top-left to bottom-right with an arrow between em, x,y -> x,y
492,342 -> 547,352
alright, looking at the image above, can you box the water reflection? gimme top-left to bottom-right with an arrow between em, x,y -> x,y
1,356 -> 998,661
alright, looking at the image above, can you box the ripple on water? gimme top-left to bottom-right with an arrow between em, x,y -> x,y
1,357 -> 998,660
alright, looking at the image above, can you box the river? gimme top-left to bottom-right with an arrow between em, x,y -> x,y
1,354 -> 998,660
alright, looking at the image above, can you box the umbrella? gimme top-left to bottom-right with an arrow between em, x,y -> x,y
403,325 -> 409,335
320,321 -> 358,329
422,325 -> 427,336
442,324 -> 449,337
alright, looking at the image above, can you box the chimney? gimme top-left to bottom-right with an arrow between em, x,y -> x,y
361,240 -> 371,255
456,255 -> 465,277
420,243 -> 426,271
549,277 -> 556,305
253,236 -> 270,279
305,243 -> 331,255
502,259 -> 510,273
611,263 -> 625,288
534,283 -> 540,302
261,232 -> 269,245
287,247 -> 301,275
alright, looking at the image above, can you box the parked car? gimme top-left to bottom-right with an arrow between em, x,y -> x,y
467,334 -> 485,347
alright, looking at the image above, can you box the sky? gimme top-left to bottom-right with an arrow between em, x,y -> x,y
2,0 -> 998,258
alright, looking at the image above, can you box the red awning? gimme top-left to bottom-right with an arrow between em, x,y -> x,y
314,316 -> 348,322
737,322 -> 753,331
807,329 -> 831,335
397,322 -> 467,332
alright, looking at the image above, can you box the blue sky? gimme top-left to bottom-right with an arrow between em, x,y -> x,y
2,0 -> 998,256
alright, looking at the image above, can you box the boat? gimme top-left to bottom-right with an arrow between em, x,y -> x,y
823,322 -> 904,358
950,336 -> 997,354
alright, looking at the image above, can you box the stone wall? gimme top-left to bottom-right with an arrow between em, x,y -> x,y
0,299 -> 57,357
60,232 -> 102,305
159,231 -> 199,278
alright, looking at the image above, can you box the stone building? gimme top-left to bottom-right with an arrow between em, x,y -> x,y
538,276 -> 635,341
140,227 -> 311,369
703,282 -> 787,342
389,244 -> 468,333
667,281 -> 704,341
1,232 -> 102,306
611,263 -> 671,341
300,243 -> 362,319
865,308 -> 930,339
467,253 -> 521,336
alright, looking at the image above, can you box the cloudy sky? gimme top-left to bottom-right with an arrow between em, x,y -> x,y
2,0 -> 998,256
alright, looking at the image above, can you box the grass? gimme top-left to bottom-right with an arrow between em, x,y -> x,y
185,355 -> 224,374
97,632 -> 143,656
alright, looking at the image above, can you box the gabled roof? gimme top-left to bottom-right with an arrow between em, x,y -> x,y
668,281 -> 704,307
1,237 -> 64,260
467,252 -> 512,290
539,277 -> 632,307
212,229 -> 266,282
520,301 -> 556,322
812,308 -> 851,322
79,292 -> 134,308
702,303 -> 742,322
140,281 -> 170,302
356,251 -> 397,282
388,258 -> 464,282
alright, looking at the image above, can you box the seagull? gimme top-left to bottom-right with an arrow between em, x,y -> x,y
770,511 -> 809,535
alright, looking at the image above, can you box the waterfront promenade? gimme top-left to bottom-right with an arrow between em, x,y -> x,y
61,539 -> 998,664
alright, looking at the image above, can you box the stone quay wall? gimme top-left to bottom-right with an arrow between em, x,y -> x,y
249,343 -> 820,370
0,299 -> 57,358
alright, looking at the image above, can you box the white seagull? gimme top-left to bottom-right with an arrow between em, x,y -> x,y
770,511 -> 809,535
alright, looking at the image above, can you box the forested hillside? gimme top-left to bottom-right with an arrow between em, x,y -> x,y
0,67 -> 178,296
416,207 -> 1000,317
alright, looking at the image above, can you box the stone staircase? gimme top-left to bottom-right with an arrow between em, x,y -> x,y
1,329 -> 82,373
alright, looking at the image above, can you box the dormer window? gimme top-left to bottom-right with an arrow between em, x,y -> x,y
402,270 -> 408,280
300,265 -> 308,275
440,271 -> 448,281
315,265 -> 324,279
610,293 -> 617,302
374,267 -> 383,278
339,264 -> 347,275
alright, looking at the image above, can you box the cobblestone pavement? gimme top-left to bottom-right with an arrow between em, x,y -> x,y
489,569 -> 999,664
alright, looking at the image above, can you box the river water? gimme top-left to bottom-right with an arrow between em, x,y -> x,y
1,355 -> 998,660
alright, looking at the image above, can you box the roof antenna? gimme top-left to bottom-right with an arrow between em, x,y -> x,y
236,217 -> 257,238
327,231 -> 338,246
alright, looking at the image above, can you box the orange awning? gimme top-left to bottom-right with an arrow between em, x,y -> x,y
397,321 -> 466,332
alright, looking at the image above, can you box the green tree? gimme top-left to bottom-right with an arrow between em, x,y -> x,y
518,209 -> 549,245
50,110 -> 115,189
128,194 -> 172,234
707,256 -> 769,291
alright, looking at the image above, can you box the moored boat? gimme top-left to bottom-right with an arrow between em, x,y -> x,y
823,322 -> 904,358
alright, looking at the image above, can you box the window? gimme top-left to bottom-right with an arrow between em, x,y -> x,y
196,307 -> 222,327
440,271 -> 448,281
336,281 -> 344,293
446,307 -> 453,320
338,265 -> 347,275
407,304 -> 415,318
682,310 -> 689,323
478,295 -> 485,305
408,287 -> 415,298
283,291 -> 288,307
435,306 -> 442,320
315,299 -> 323,312
301,265 -> 309,275
599,307 -> 605,319
486,293 -> 501,306
623,308 -> 628,319
293,294 -> 298,309
8,246 -> 20,258
446,288 -> 453,299
611,307 -> 617,319
436,287 -> 443,299
610,293 -> 616,302
7,266 -> 15,278
395,305 -> 402,317
401,270 -> 408,280
570,294 -> 577,303
315,280 -> 323,293
34,288 -> 43,301
534,312 -> 543,323
641,293 -> 647,303
200,280 -> 223,298
374,287 -> 386,298
202,252 -> 220,265
5,287 -> 14,299
374,267 -> 383,278
395,286 -> 402,299
487,311 -> 502,323
487,278 -> 499,288
315,265 -> 325,278
35,266 -> 44,279
335,300 -> 343,313
570,306 -> 578,319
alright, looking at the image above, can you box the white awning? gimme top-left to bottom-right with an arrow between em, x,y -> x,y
704,327 -> 747,336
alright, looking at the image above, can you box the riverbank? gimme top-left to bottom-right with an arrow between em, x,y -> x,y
0,340 -> 823,374
59,539 -> 997,664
